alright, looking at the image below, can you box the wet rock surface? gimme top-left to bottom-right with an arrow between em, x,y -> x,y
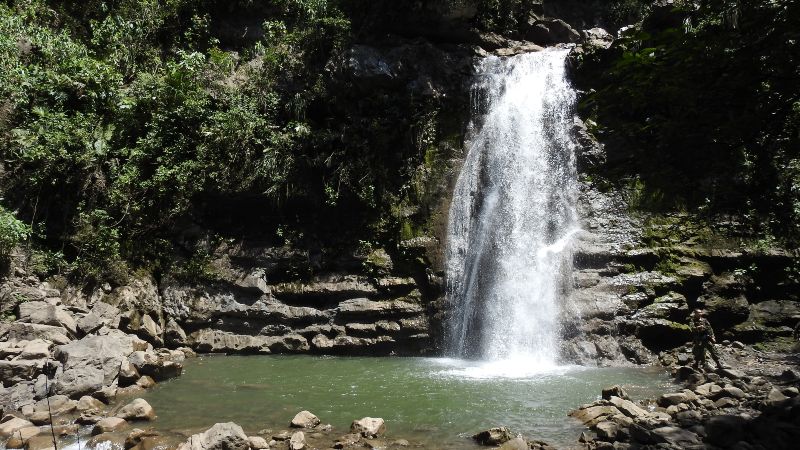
572,349 -> 800,450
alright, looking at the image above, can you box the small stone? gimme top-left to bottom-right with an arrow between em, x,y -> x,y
272,431 -> 291,441
289,431 -> 305,450
77,413 -> 103,425
333,433 -> 361,449
290,411 -> 320,429
248,436 -> 269,449
722,386 -> 746,399
135,375 -> 156,389
713,397 -> 738,408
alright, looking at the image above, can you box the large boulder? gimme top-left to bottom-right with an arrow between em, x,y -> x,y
290,411 -> 320,429
76,302 -> 121,335
705,415 -> 747,447
164,318 -> 188,347
92,417 -> 128,435
52,365 -> 105,398
0,416 -> 35,438
116,398 -> 156,421
18,340 -> 52,360
749,300 -> 800,327
0,359 -> 46,386
0,323 -> 71,345
17,302 -> 77,336
700,294 -> 749,327
522,17 -> 580,44
128,351 -> 182,381
581,28 -> 613,51
350,417 -> 385,438
634,319 -> 691,350
102,275 -> 162,319
53,330 -> 148,397
122,313 -> 163,347
176,422 -> 249,450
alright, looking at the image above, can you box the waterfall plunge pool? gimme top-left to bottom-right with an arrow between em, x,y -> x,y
132,355 -> 674,449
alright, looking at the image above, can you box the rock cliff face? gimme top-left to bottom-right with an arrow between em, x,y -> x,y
563,114 -> 800,365
1,1 -> 797,365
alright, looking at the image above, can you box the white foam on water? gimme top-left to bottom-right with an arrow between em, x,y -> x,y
446,50 -> 578,365
429,357 -> 583,380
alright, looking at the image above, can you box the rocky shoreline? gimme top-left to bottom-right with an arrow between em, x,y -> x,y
2,297 -> 799,450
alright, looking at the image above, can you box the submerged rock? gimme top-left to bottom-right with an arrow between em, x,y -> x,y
472,427 -> 513,446
601,385 -> 629,400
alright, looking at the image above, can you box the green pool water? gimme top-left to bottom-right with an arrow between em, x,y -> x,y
137,355 -> 673,448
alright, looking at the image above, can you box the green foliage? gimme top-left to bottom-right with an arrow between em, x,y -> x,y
0,206 -> 31,257
0,0 -> 361,282
475,0 -> 527,31
576,0 -> 800,246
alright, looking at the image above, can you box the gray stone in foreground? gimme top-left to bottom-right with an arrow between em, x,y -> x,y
290,410 -> 320,429
92,417 -> 127,435
116,398 -> 155,421
289,431 -> 305,450
350,417 -> 386,438
177,422 -> 250,450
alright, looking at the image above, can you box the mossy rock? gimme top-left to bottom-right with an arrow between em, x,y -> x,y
731,321 -> 793,344
700,294 -> 749,327
635,318 -> 691,351
364,248 -> 393,277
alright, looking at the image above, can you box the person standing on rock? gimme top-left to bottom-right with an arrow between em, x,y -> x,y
690,308 -> 724,371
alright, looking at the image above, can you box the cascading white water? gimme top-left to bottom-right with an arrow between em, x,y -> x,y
445,50 -> 578,371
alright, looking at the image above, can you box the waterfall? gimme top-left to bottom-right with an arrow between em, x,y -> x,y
445,50 -> 578,368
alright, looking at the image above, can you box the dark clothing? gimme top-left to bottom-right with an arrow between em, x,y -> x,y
690,316 -> 722,370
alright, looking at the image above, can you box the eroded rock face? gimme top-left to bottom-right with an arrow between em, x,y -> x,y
53,330 -> 148,398
17,302 -> 77,336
